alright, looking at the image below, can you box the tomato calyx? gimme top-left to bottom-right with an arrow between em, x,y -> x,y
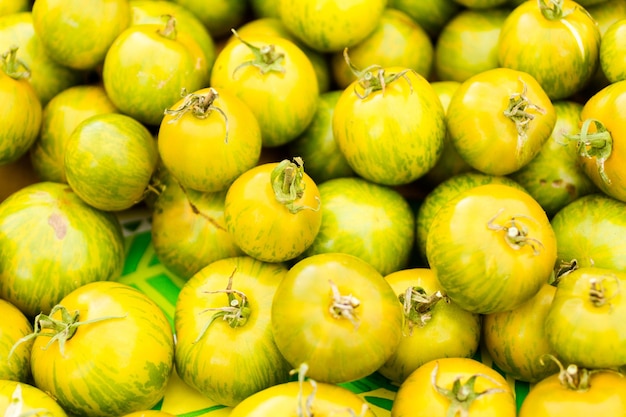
271,157 -> 320,214
8,305 -> 127,358
563,118 -> 613,185
538,0 -> 573,20
164,87 -> 230,143
6,384 -> 52,417
487,208 -> 545,255
342,48 -> 414,99
328,279 -> 361,329
503,78 -> 546,162
157,14 -> 178,40
0,46 -> 30,80
398,286 -> 448,336
231,29 -> 285,76
588,273 -> 620,309
194,268 -> 251,343
430,361 -> 507,417
539,355 -> 620,392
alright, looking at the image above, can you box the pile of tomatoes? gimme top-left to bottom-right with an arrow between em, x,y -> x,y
1,0 -> 626,415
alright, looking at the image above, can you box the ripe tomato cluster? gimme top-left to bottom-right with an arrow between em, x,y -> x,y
2,0 -> 626,416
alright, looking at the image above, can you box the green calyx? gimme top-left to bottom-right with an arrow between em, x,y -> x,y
538,0 -> 573,20
343,48 -> 414,99
164,87 -> 229,143
231,29 -> 285,76
431,362 -> 507,417
563,118 -> 613,185
157,14 -> 177,40
194,268 -> 251,343
399,286 -> 448,335
8,305 -> 127,358
1,46 -> 30,80
487,208 -> 545,255
271,157 -> 320,214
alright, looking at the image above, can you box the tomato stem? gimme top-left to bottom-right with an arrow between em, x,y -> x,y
164,87 -> 230,143
563,118 -> 613,185
343,48 -> 414,99
398,286 -> 448,336
8,305 -> 127,358
486,208 -> 545,255
430,361 -> 507,417
328,279 -> 361,329
540,355 -> 599,392
588,274 -> 620,308
271,157 -> 320,214
503,78 -> 546,163
157,14 -> 177,40
231,29 -> 285,76
1,46 -> 31,80
538,0 -> 573,20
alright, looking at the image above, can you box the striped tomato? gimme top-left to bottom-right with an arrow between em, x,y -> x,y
0,380 -> 67,416
0,299 -> 32,382
26,281 -> 175,416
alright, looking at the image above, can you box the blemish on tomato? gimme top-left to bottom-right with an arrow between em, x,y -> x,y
48,213 -> 68,239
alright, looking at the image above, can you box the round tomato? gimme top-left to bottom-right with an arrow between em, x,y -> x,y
482,282 -> 559,384
27,281 -> 175,416
0,182 -> 126,318
210,32 -> 318,147
330,8 -> 434,88
426,183 -> 557,314
151,180 -> 242,280
64,113 -> 159,212
519,363 -> 626,416
303,176 -> 415,276
434,7 -> 509,83
287,90 -> 355,183
0,298 -> 32,382
224,158 -> 322,263
0,380 -> 67,417
32,0 -> 131,70
0,11 -> 83,105
446,67 -> 556,176
379,268 -> 482,385
391,357 -> 517,417
550,193 -> 626,272
510,100 -> 598,218
229,365 -> 376,417
158,87 -> 262,193
278,0 -> 386,53
102,15 -> 209,126
271,252 -> 404,384
497,0 -> 601,100
30,83 -> 119,183
173,0 -> 249,39
0,46 -> 42,166
545,266 -> 626,369
333,62 -> 446,186
174,256 -> 292,407
388,0 -> 460,39
600,18 -> 626,83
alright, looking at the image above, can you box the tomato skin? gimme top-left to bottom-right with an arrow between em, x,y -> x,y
30,281 -> 175,417
0,380 -> 68,416
32,0 -> 131,71
497,0 -> 601,100
278,0 -> 387,53
446,67 -> 556,176
0,298 -> 33,382
379,268 -> 482,385
0,12 -> 84,105
158,87 -> 263,193
426,183 -> 557,314
271,253 -> 404,384
65,113 -> 159,212
174,256 -> 292,407
210,34 -> 318,148
600,19 -> 626,83
0,182 -> 126,318
30,84 -> 118,183
0,0 -> 29,16
519,369 -> 626,416
229,379 -> 377,417
482,283 -> 559,383
550,193 -> 626,272
173,0 -> 249,39
389,0 -> 460,38
333,66 -> 446,186
391,357 -> 517,417
545,266 -> 626,369
102,18 -> 209,126
151,180 -> 243,280
224,161 -> 322,263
